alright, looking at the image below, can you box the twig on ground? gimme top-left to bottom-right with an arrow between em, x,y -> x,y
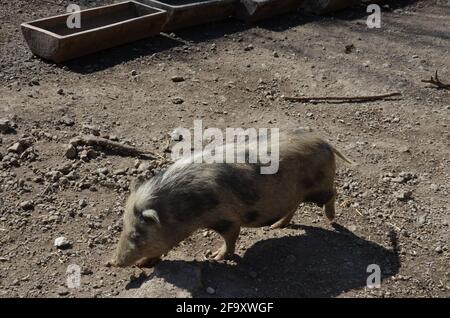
70,135 -> 164,160
421,70 -> 450,89
283,92 -> 401,103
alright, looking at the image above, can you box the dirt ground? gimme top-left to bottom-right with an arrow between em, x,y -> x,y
0,0 -> 449,298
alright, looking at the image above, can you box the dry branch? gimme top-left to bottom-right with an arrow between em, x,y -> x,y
283,92 -> 401,103
421,71 -> 450,89
70,135 -> 164,160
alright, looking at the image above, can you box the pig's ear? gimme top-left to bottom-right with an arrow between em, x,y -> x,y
130,177 -> 145,193
142,209 -> 161,226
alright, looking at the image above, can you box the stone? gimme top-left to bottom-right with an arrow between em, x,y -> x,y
97,167 -> 109,175
8,142 -> 25,154
19,200 -> 34,211
78,199 -> 88,209
394,190 -> 413,201
65,144 -> 77,159
170,128 -> 184,141
56,287 -> 70,296
54,237 -> 71,249
82,125 -> 100,136
244,44 -> 254,51
171,76 -> 185,82
60,116 -> 75,126
172,97 -> 184,105
0,118 -> 14,133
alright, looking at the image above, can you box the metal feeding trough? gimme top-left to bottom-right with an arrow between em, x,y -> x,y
236,0 -> 304,22
137,0 -> 237,31
21,1 -> 168,63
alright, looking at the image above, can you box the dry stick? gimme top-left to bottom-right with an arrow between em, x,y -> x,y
421,70 -> 450,89
283,92 -> 401,103
70,135 -> 164,160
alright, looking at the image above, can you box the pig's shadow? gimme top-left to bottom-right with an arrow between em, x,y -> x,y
127,224 -> 400,297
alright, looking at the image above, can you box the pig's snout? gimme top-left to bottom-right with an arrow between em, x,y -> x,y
112,235 -> 143,268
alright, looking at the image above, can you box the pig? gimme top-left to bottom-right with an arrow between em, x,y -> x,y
111,130 -> 353,267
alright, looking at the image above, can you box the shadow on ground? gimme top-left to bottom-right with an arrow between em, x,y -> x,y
126,224 -> 400,298
61,0 -> 421,74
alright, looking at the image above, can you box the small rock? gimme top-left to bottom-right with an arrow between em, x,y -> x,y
170,128 -> 184,141
65,144 -> 77,159
19,200 -> 34,211
54,237 -> 72,249
391,176 -> 405,183
244,44 -> 254,51
172,97 -> 184,104
57,88 -> 64,95
131,70 -> 138,76
206,287 -> 216,295
56,287 -> 70,296
8,142 -> 25,154
113,168 -> 127,176
416,214 -> 426,226
137,162 -> 151,173
60,116 -> 75,126
171,76 -> 185,82
394,190 -> 413,201
80,149 -> 97,161
82,125 -> 100,136
273,51 -> 279,58
0,118 -> 14,133
435,246 -> 443,254
78,199 -> 88,209
399,146 -> 410,153
430,184 -> 439,192
344,44 -> 355,54
97,167 -> 109,175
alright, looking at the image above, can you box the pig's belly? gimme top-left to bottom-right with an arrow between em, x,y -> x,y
238,193 -> 301,228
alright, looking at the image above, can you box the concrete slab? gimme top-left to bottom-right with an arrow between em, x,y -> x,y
137,0 -> 238,31
21,1 -> 168,63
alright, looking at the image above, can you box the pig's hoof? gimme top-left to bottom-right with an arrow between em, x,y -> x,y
136,258 -> 161,268
270,221 -> 289,229
212,250 -> 232,261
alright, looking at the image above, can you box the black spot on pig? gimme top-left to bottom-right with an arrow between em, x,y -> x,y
210,220 -> 233,233
165,187 -> 220,221
216,164 -> 260,205
303,190 -> 333,206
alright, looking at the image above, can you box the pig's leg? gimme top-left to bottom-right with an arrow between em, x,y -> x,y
324,188 -> 336,221
211,222 -> 240,261
270,209 -> 296,229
